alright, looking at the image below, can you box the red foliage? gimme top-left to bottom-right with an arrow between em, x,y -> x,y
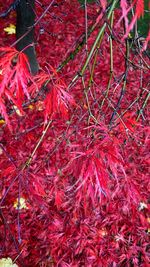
0,47 -> 34,127
0,0 -> 149,266
119,0 -> 145,39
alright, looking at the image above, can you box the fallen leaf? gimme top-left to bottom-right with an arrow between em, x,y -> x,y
4,24 -> 16,35
139,201 -> 148,211
0,258 -> 18,267
13,197 -> 28,210
0,119 -> 5,125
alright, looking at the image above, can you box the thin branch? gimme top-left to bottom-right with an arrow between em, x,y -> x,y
109,27 -> 130,126
69,0 -> 119,88
25,119 -> 52,167
100,11 -> 114,109
136,92 -> 150,121
0,120 -> 52,206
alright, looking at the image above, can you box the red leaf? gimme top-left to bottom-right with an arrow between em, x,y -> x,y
135,0 -> 144,18
55,190 -> 64,209
100,0 -> 107,11
120,0 -> 129,30
32,180 -> 46,197
0,98 -> 10,128
44,79 -> 75,122
121,0 -> 144,39
0,47 -> 35,125
94,157 -> 107,194
142,30 -> 150,51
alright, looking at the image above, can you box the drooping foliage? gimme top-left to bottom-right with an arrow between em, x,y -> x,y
0,0 -> 149,266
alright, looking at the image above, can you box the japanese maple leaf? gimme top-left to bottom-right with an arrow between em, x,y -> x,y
118,0 -> 144,39
0,47 -> 35,124
44,70 -> 76,122
142,30 -> 150,51
44,84 -> 75,121
29,67 -> 76,122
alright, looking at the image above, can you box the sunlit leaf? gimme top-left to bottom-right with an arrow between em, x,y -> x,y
0,258 -> 18,267
0,119 -> 5,125
4,24 -> 16,35
139,201 -> 148,211
13,197 -> 28,210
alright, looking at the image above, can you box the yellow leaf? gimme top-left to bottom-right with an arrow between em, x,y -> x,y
28,104 -> 34,110
128,33 -> 132,39
0,119 -> 5,125
4,24 -> 16,35
13,197 -> 28,210
0,258 -> 18,267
